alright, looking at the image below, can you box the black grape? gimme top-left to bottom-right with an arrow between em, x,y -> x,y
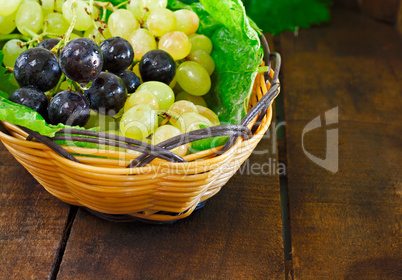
84,72 -> 127,117
117,70 -> 140,94
9,87 -> 48,118
100,37 -> 134,74
48,90 -> 90,127
59,38 -> 103,84
14,47 -> 62,92
37,39 -> 60,51
139,49 -> 176,85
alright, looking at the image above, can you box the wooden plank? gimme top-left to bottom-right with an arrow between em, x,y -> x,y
57,136 -> 285,278
0,142 -> 71,279
361,0 -> 400,24
279,7 -> 402,279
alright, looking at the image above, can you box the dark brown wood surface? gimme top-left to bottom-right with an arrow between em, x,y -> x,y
0,142 -> 71,279
278,7 -> 402,279
56,139 -> 285,279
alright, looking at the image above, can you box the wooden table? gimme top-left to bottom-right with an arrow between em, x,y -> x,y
1,7 -> 401,279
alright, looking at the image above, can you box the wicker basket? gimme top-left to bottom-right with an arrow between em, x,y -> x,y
0,37 -> 281,223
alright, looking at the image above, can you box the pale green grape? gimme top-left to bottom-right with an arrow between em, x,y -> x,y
120,104 -> 158,141
16,1 -> 43,35
144,0 -> 168,11
174,112 -> 213,133
189,33 -> 213,54
127,0 -> 144,21
196,105 -> 219,125
175,91 -> 207,107
2,39 -> 27,67
0,11 -> 17,35
42,0 -> 63,13
62,0 -> 93,31
70,32 -> 82,40
187,50 -> 215,75
124,90 -> 159,112
158,31 -> 191,60
128,28 -> 157,60
83,22 -> 112,43
84,110 -> 119,131
0,0 -> 21,16
108,9 -> 139,40
127,0 -> 168,21
176,61 -> 211,96
136,81 -> 175,110
152,125 -> 187,157
147,8 -> 176,37
168,100 -> 198,125
45,12 -> 69,36
174,9 -> 199,36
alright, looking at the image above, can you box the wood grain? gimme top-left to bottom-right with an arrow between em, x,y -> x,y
0,142 -> 71,279
279,7 -> 402,279
57,137 -> 285,279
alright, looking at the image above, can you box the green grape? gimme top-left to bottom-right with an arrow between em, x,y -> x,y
45,12 -> 69,36
168,100 -> 198,125
187,50 -> 215,75
147,8 -> 176,37
16,1 -> 43,35
174,9 -> 199,36
136,81 -> 175,110
128,0 -> 168,21
152,125 -> 187,157
127,0 -> 144,21
174,112 -> 213,133
70,32 -> 82,40
108,9 -> 139,40
189,33 -> 213,54
175,91 -> 207,107
2,39 -> 27,67
128,28 -> 157,60
176,61 -> 211,96
84,22 -> 112,43
124,90 -> 159,112
158,31 -> 191,60
0,0 -> 21,16
120,104 -> 158,142
62,0 -> 93,31
84,110 -> 119,131
0,11 -> 17,35
144,0 -> 168,11
196,105 -> 219,125
42,0 -> 63,13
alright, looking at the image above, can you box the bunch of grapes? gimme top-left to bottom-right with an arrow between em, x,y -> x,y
2,0 -> 219,155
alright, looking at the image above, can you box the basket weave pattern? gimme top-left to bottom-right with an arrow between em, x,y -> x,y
0,54 -> 280,222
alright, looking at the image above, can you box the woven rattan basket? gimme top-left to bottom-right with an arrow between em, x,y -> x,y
0,36 -> 280,223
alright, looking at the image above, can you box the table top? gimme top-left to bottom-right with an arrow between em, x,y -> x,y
1,7 -> 401,280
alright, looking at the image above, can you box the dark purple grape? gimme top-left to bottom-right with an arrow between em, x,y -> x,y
100,37 -> 134,74
13,47 -> 62,92
37,39 -> 60,51
48,90 -> 90,126
59,38 -> 103,84
84,72 -> 127,117
117,70 -> 140,94
139,49 -> 176,85
9,86 -> 48,118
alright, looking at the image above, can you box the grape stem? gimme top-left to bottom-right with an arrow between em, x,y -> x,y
0,34 -> 30,42
51,0 -> 78,54
49,74 -> 66,97
93,1 -> 116,12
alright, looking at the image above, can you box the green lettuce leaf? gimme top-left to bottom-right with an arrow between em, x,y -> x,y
0,51 -> 18,96
168,0 -> 263,125
0,95 -> 91,137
